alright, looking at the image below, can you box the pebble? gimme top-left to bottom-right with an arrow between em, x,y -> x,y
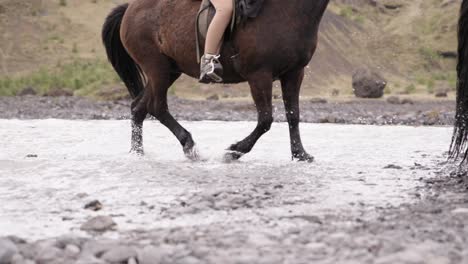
80,216 -> 117,232
383,164 -> 403,169
451,208 -> 468,215
0,238 -> 18,264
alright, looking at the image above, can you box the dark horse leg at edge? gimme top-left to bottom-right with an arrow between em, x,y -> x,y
102,0 -> 330,162
450,0 -> 468,162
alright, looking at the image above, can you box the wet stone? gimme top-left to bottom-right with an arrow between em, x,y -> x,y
383,164 -> 403,169
100,246 -> 137,263
81,240 -> 120,257
0,238 -> 18,264
84,200 -> 103,211
80,216 -> 117,232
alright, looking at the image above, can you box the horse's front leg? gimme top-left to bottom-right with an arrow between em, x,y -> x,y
280,68 -> 314,162
224,70 -> 273,162
146,71 -> 199,161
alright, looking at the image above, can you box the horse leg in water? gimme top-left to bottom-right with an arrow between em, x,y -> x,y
224,71 -> 273,161
130,91 -> 147,154
281,68 -> 313,162
143,61 -> 199,161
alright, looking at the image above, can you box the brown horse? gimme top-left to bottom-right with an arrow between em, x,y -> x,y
102,0 -> 330,162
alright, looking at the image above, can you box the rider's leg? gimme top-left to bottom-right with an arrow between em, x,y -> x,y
200,0 -> 233,83
205,0 -> 232,55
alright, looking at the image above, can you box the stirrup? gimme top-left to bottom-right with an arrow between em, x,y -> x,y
199,55 -> 223,83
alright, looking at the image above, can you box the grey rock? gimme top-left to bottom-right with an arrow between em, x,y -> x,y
101,246 -> 137,263
451,208 -> 468,215
0,238 -> 18,264
13,258 -> 35,264
75,254 -> 107,264
64,244 -> 80,257
352,68 -> 387,98
56,235 -> 84,248
10,254 -> 24,264
84,200 -> 103,211
35,246 -> 63,263
81,240 -> 120,257
310,98 -> 328,104
18,244 -> 37,260
401,98 -> 414,105
80,215 -> 117,232
178,256 -> 201,264
128,257 -> 138,264
138,246 -> 163,264
206,94 -> 219,101
386,96 -> 400,104
435,90 -> 448,98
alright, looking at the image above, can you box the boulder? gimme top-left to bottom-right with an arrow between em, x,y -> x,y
352,68 -> 387,98
17,87 -> 37,96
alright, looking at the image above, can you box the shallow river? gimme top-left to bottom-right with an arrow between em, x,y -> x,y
0,120 -> 451,239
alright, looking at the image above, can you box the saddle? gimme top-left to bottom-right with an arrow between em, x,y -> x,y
195,0 -> 265,63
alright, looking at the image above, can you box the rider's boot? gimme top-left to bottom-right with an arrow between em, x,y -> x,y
199,54 -> 223,83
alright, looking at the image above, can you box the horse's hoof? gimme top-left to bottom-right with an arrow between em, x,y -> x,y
223,150 -> 244,163
184,145 -> 201,161
293,152 -> 314,163
130,148 -> 144,156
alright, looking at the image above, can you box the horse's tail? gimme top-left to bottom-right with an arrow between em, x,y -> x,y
102,3 -> 145,99
450,0 -> 468,161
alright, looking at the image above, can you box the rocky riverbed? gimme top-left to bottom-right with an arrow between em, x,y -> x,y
0,97 -> 467,264
0,95 -> 455,126
1,169 -> 467,264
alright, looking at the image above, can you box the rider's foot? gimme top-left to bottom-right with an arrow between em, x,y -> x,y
199,54 -> 223,83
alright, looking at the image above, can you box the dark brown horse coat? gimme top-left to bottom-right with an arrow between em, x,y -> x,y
103,0 -> 330,161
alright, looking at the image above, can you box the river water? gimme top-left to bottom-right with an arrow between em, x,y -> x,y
0,120 -> 451,239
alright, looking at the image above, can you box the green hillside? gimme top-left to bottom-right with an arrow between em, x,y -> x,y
0,0 -> 461,99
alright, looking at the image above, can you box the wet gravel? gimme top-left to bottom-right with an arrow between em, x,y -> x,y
0,95 -> 455,126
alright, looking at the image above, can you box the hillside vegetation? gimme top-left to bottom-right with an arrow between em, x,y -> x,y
0,0 -> 461,99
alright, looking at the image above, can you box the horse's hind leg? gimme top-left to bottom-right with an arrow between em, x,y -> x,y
280,68 -> 313,162
145,65 -> 199,161
225,71 -> 273,161
130,91 -> 147,155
